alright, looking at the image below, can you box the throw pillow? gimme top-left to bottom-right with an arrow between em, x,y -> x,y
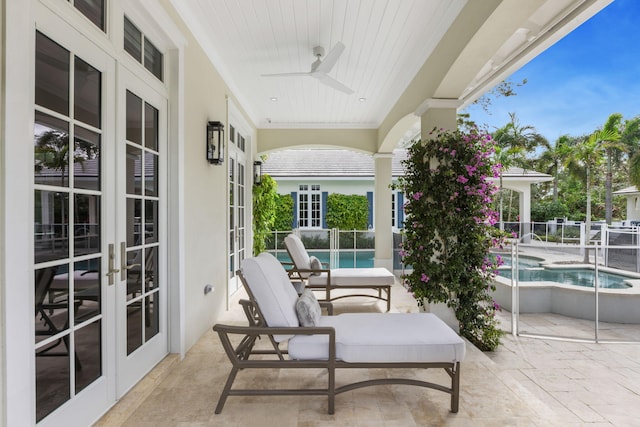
309,255 -> 323,276
295,289 -> 321,327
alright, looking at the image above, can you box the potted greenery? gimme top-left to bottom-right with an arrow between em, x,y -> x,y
395,127 -> 507,351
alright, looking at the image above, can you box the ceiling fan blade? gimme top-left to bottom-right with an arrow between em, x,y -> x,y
261,72 -> 311,77
314,74 -> 354,94
315,42 -> 345,74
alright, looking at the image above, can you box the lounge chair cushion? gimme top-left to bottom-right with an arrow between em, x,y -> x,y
295,289 -> 321,326
307,267 -> 395,287
285,234 -> 312,278
308,256 -> 322,275
288,312 -> 466,363
241,253 -> 300,341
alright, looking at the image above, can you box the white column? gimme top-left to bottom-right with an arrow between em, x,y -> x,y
374,153 -> 393,270
416,98 -> 460,137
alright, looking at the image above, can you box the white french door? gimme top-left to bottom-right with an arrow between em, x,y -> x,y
228,125 -> 248,297
115,65 -> 168,396
32,15 -> 168,426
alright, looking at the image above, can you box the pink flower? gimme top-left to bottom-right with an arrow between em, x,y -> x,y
420,273 -> 430,283
456,175 -> 468,184
412,192 -> 423,200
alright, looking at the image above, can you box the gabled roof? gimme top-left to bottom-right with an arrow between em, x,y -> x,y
261,149 -> 407,178
261,149 -> 552,183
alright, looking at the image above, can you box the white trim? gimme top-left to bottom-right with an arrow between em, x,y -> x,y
3,2 -> 35,424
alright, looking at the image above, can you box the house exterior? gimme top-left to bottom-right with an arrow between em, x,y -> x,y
614,186 -> 640,224
263,150 -> 552,231
0,1 -> 611,425
262,149 -> 408,230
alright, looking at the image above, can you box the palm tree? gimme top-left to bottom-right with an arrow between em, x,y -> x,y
572,128 -> 619,262
621,117 -> 640,189
600,114 -> 623,225
537,135 -> 573,202
492,112 -> 545,228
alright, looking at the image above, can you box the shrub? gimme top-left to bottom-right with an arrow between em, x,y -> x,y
395,128 -> 508,351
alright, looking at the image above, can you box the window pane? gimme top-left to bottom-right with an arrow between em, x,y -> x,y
126,145 -> 142,195
73,126 -> 100,191
35,32 -> 69,115
74,57 -> 101,128
74,0 -> 105,30
35,190 -> 70,263
74,194 -> 100,256
73,259 -> 101,322
145,199 -> 158,243
126,90 -> 142,145
75,320 -> 102,393
34,112 -> 70,187
124,17 -> 142,62
144,151 -> 157,196
144,38 -> 163,81
144,102 -> 158,150
145,292 -> 159,339
126,198 -> 142,246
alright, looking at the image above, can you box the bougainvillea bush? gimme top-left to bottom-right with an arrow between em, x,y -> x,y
395,128 -> 508,351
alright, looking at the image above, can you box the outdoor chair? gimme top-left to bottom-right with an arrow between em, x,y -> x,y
213,252 -> 465,415
284,233 -> 394,311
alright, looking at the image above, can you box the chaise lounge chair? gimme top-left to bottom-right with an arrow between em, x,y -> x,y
284,233 -> 395,311
213,252 -> 466,415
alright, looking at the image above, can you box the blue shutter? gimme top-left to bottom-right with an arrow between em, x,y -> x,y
291,191 -> 298,229
322,191 -> 328,229
367,191 -> 373,229
397,192 -> 404,228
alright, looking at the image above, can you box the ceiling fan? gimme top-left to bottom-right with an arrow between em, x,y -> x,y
262,42 -> 354,95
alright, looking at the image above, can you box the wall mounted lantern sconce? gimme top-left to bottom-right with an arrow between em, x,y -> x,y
253,160 -> 263,185
206,121 -> 224,164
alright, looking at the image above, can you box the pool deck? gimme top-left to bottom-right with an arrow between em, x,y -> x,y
96,279 -> 640,426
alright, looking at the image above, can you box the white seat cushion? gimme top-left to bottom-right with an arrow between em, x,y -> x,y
241,253 -> 300,341
288,312 -> 465,363
284,234 -> 312,278
307,267 -> 395,287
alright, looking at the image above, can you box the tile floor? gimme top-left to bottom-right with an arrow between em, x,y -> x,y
95,280 -> 640,426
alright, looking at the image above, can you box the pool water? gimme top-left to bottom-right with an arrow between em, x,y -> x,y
498,267 -> 631,289
274,250 -> 375,269
496,254 -> 543,268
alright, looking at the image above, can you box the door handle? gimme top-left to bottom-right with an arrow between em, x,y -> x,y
106,243 -> 120,286
120,242 -> 141,281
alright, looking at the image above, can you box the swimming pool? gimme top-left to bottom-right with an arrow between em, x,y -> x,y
497,267 -> 631,289
491,255 -> 640,323
274,250 -> 375,268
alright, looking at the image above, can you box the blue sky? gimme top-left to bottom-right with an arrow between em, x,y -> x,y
463,0 -> 640,143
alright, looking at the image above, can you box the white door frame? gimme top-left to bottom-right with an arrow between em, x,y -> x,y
1,1 -> 186,425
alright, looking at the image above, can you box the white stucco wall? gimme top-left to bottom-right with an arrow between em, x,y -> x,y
165,2 -> 256,352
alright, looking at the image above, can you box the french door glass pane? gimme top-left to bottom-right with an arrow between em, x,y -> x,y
126,90 -> 142,145
126,198 -> 142,246
35,33 -> 69,116
75,319 -> 102,393
144,102 -> 158,150
73,126 -> 100,191
144,151 -> 157,196
145,199 -> 158,243
126,144 -> 143,195
74,193 -> 101,256
34,112 -> 70,188
74,57 -> 102,128
35,190 -> 70,263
